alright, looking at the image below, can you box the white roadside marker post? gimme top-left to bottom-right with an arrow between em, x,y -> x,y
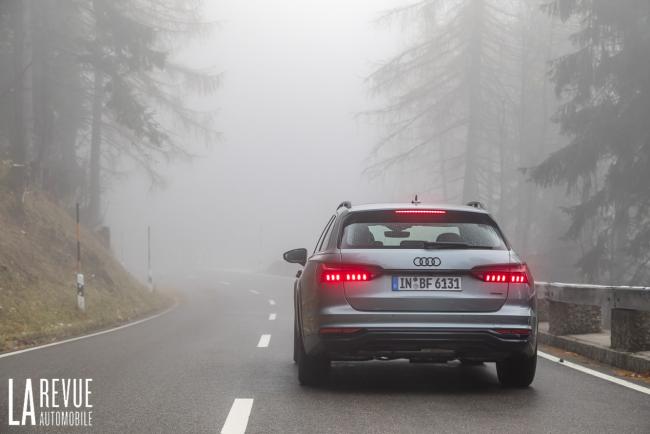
76,203 -> 85,312
76,273 -> 85,312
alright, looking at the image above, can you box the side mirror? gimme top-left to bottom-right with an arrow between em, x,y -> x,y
283,248 -> 307,266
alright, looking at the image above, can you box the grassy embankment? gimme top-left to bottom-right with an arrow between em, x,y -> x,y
0,189 -> 173,352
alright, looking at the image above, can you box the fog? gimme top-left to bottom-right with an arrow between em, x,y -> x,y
4,0 -> 646,286
4,1 -> 650,424
106,0 -> 404,280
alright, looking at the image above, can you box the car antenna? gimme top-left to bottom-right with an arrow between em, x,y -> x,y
411,194 -> 421,205
466,201 -> 485,210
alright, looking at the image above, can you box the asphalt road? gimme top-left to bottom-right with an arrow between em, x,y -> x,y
1,271 -> 649,433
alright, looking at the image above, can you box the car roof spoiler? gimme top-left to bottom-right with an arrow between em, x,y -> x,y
337,201 -> 352,211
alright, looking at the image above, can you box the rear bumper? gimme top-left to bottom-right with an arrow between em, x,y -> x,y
298,287 -> 537,361
312,327 -> 536,362
301,301 -> 537,361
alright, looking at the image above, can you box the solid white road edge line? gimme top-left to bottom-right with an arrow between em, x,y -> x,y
0,303 -> 178,360
538,351 -> 650,396
269,313 -> 277,320
220,398 -> 254,434
268,299 -> 276,306
257,334 -> 271,348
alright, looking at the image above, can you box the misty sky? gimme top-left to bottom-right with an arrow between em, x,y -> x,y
106,0 -> 408,279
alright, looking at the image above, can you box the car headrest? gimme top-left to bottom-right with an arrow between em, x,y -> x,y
348,225 -> 376,247
436,232 -> 463,243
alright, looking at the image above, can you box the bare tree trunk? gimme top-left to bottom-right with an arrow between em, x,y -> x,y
520,17 -> 555,255
88,67 -> 103,226
611,191 -> 630,284
439,139 -> 448,201
514,5 -> 530,249
31,0 -> 53,191
498,101 -> 508,221
497,99 -> 507,222
8,0 -> 27,204
462,0 -> 484,202
59,123 -> 79,201
486,163 -> 494,209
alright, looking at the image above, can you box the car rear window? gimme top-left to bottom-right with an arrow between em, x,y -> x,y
339,210 -> 507,250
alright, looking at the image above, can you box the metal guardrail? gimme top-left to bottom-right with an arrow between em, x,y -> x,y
535,281 -> 650,353
536,281 -> 650,312
535,282 -> 650,312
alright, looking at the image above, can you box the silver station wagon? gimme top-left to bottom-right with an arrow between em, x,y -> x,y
283,201 -> 537,387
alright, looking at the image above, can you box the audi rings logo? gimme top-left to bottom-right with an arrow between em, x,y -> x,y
413,257 -> 441,267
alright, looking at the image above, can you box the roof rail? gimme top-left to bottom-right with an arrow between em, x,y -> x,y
465,201 -> 485,210
337,201 -> 352,211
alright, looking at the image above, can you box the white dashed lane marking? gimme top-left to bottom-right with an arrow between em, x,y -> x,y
220,398 -> 254,434
268,313 -> 276,320
249,289 -> 260,295
257,334 -> 271,348
268,299 -> 276,306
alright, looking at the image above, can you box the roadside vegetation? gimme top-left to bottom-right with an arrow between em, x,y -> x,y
0,1 -> 216,350
0,188 -> 172,352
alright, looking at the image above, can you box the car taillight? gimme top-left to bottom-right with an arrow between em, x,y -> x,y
319,264 -> 382,283
493,328 -> 531,336
471,263 -> 532,284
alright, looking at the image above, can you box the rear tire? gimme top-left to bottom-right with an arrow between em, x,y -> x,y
293,319 -> 299,363
496,351 -> 537,388
297,333 -> 330,386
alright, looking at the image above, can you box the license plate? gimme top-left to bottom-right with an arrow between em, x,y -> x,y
391,276 -> 462,291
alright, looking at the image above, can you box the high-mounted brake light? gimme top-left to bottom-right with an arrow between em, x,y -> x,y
395,209 -> 447,215
320,264 -> 381,283
471,264 -> 532,285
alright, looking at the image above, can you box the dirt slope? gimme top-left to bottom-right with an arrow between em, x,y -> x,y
0,190 -> 171,351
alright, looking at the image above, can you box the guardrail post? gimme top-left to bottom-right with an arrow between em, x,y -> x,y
611,309 -> 650,352
548,300 -> 601,336
610,288 -> 650,352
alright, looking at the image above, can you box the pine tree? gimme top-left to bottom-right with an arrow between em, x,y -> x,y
78,0 -> 219,225
1,0 -> 219,225
530,0 -> 650,284
366,0 -> 521,207
30,0 -> 87,200
4,0 -> 28,202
